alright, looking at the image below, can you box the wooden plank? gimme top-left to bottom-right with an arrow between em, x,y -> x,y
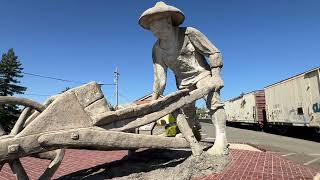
38,127 -> 190,150
0,96 -> 45,112
112,85 -> 214,132
93,89 -> 189,126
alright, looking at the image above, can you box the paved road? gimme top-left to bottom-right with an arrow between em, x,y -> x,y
200,121 -> 320,170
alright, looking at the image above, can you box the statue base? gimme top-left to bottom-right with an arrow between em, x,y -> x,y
60,145 -> 230,180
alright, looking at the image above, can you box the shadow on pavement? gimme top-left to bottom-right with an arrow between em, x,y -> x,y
58,149 -> 191,179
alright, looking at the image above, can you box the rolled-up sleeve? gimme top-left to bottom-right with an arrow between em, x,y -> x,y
186,27 -> 220,56
152,43 -> 167,95
152,43 -> 167,71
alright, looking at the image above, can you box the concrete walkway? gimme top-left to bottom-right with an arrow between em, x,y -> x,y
200,122 -> 320,170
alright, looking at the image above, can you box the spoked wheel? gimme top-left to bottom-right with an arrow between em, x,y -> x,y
0,96 -> 65,180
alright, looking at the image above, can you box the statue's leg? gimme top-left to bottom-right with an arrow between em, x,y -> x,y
176,113 -> 203,156
172,102 -> 196,138
172,98 -> 203,155
206,90 -> 229,156
195,76 -> 228,156
181,102 -> 197,128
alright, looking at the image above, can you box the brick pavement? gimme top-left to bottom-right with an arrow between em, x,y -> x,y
0,149 -> 319,179
201,150 -> 319,180
0,150 -> 127,180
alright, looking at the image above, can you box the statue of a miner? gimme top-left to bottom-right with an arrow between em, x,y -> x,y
139,2 -> 228,155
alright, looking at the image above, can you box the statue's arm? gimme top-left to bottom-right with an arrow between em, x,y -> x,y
186,27 -> 224,89
186,27 -> 223,67
151,47 -> 167,101
209,53 -> 223,77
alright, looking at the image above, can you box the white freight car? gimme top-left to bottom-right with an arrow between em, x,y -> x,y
225,90 -> 266,127
264,67 -> 320,129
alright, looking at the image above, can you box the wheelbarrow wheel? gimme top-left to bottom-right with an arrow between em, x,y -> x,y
0,96 -> 65,180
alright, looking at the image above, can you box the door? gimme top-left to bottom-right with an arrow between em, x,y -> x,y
304,69 -> 320,126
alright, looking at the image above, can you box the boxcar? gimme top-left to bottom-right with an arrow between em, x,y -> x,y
225,90 -> 266,127
264,67 -> 320,129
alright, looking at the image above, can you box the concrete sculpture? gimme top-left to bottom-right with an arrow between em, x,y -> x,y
139,1 -> 228,156
0,81 -> 222,179
0,2 -> 228,179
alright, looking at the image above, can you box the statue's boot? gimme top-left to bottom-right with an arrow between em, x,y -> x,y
207,108 -> 229,156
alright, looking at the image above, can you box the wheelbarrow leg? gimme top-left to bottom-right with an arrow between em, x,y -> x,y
176,114 -> 203,156
10,108 -> 32,136
0,124 -> 5,136
127,129 -> 138,156
9,159 -> 29,180
38,149 -> 65,180
0,162 -> 4,171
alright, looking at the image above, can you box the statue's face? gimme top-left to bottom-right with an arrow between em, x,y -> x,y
149,17 -> 173,40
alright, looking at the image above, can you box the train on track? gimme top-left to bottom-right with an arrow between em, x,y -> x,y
225,67 -> 320,134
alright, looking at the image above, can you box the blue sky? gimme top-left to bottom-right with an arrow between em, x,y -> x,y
0,0 -> 319,107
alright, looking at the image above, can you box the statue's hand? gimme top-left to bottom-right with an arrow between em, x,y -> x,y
211,75 -> 224,91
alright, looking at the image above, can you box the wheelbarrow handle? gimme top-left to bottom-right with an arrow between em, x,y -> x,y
0,96 -> 45,112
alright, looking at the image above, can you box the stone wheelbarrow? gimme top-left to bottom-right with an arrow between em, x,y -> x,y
0,82 -> 215,180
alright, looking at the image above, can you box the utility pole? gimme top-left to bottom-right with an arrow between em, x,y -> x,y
114,67 -> 119,109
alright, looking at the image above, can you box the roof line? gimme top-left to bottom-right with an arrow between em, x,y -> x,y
134,93 -> 164,102
226,89 -> 264,102
264,66 -> 320,89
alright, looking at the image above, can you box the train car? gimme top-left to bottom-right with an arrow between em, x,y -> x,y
225,90 -> 266,128
264,67 -> 320,132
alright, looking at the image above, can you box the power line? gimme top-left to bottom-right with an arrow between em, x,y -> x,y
22,72 -> 115,86
119,93 -> 132,103
23,93 -> 51,97
99,82 -> 116,86
22,72 -> 84,84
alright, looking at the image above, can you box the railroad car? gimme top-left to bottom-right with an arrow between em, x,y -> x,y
225,90 -> 266,129
225,67 -> 320,133
264,67 -> 320,132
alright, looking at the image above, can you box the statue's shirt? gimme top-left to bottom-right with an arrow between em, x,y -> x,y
153,27 -> 220,89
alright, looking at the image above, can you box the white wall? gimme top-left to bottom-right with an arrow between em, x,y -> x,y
225,92 -> 257,123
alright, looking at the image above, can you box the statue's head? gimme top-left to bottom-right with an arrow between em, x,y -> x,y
149,16 -> 173,39
139,1 -> 185,39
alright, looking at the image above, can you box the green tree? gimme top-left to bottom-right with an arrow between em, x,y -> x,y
60,87 -> 71,93
0,48 -> 27,132
196,106 -> 207,119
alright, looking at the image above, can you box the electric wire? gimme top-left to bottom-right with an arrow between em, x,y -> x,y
22,72 -> 115,86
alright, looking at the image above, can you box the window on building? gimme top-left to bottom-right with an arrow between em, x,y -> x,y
297,107 -> 304,115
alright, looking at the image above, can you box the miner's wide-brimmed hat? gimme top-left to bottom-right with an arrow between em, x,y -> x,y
139,1 -> 185,30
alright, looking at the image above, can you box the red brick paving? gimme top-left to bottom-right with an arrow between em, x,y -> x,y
0,149 -> 319,180
201,150 -> 319,180
0,150 -> 127,180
